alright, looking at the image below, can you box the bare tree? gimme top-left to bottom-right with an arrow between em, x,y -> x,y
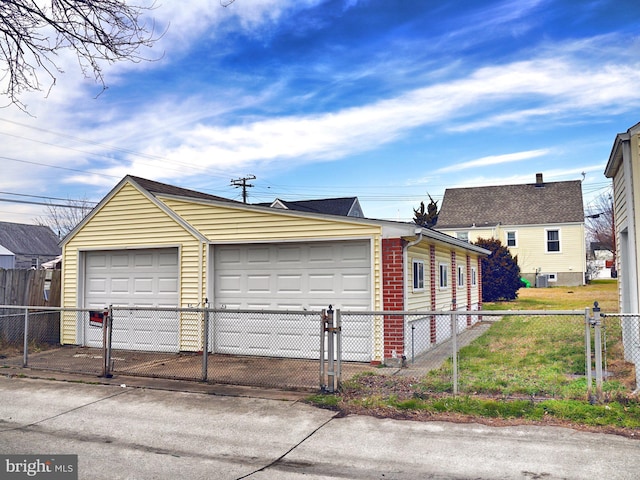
413,194 -> 439,228
585,193 -> 615,255
0,0 -> 160,110
35,197 -> 95,238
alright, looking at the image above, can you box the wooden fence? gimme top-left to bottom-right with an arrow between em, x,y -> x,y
0,269 -> 61,306
0,269 -> 61,344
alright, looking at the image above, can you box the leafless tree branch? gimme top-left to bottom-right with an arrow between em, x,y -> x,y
0,0 -> 161,111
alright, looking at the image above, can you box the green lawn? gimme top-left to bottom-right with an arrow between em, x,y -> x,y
308,280 -> 640,434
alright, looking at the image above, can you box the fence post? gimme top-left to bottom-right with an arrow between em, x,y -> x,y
585,307 -> 593,402
320,309 -> 326,390
202,305 -> 209,382
593,302 -> 604,403
22,308 -> 29,367
335,309 -> 342,390
327,306 -> 335,393
451,311 -> 458,396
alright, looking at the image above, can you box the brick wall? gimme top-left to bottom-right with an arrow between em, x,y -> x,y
382,238 -> 405,360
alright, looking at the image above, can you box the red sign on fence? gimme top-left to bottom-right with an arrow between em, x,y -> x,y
89,311 -> 104,328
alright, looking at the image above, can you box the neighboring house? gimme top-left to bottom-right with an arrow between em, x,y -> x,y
0,221 -> 62,269
435,173 -> 586,287
588,242 -> 615,280
0,245 -> 15,269
604,121 -> 640,315
266,197 -> 364,217
604,121 -> 640,382
60,175 -> 489,364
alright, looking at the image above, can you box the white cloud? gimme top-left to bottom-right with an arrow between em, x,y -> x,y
98,40 -> 640,180
436,149 -> 551,173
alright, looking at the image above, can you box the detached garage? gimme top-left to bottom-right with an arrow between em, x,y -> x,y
61,175 -> 488,364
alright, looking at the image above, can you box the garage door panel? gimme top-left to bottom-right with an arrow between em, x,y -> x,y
134,253 -> 153,267
111,254 -> 130,268
247,274 -> 271,292
158,277 -> 179,294
308,244 -> 333,263
277,246 -> 302,263
110,277 -> 130,293
342,273 -> 370,293
247,246 -> 270,263
214,240 -> 372,360
134,277 -> 153,293
84,248 -> 179,352
277,274 -> 302,293
308,274 -> 336,293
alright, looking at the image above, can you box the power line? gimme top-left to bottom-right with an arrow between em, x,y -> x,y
0,155 -> 121,179
231,175 -> 256,204
0,198 -> 91,208
0,191 -> 98,205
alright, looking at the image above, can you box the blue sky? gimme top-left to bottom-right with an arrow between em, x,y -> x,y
2,0 -> 640,225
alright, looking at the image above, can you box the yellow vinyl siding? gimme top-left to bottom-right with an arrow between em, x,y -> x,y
61,183 -> 202,347
407,243 -> 430,311
163,197 -> 384,312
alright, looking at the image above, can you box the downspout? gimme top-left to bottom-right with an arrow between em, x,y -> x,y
403,227 -> 424,310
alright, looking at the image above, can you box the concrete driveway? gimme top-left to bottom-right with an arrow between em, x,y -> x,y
0,375 -> 638,479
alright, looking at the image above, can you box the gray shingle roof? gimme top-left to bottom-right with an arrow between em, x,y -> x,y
129,176 -> 238,204
271,197 -> 361,216
0,222 -> 61,256
436,179 -> 584,229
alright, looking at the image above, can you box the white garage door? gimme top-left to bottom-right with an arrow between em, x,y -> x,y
83,248 -> 180,352
213,240 -> 372,361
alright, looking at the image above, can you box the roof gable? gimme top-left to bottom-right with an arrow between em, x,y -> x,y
436,178 -> 584,228
269,197 -> 363,217
0,222 -> 61,256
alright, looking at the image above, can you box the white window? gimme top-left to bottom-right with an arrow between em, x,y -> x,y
457,232 -> 469,243
413,259 -> 425,291
506,231 -> 517,247
546,229 -> 560,252
457,265 -> 465,287
471,267 -> 477,286
439,263 -> 449,289
547,273 -> 557,282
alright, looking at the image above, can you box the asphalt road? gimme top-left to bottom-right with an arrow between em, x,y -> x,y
0,376 -> 638,479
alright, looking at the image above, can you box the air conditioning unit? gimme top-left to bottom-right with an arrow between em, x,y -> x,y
536,274 -> 549,288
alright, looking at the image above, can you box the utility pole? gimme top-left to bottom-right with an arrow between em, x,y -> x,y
230,175 -> 256,203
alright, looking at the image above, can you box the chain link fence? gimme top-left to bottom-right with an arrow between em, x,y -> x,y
0,305 -> 374,391
601,313 -> 640,396
0,304 -> 634,399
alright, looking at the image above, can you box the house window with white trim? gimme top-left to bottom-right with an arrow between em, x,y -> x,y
471,266 -> 477,286
413,259 -> 425,291
457,232 -> 469,243
506,231 -> 517,247
457,265 -> 465,287
546,229 -> 560,252
439,263 -> 449,289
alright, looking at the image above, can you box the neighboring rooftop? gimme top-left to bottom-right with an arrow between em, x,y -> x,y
436,173 -> 584,229
0,222 -> 62,256
266,197 -> 364,217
